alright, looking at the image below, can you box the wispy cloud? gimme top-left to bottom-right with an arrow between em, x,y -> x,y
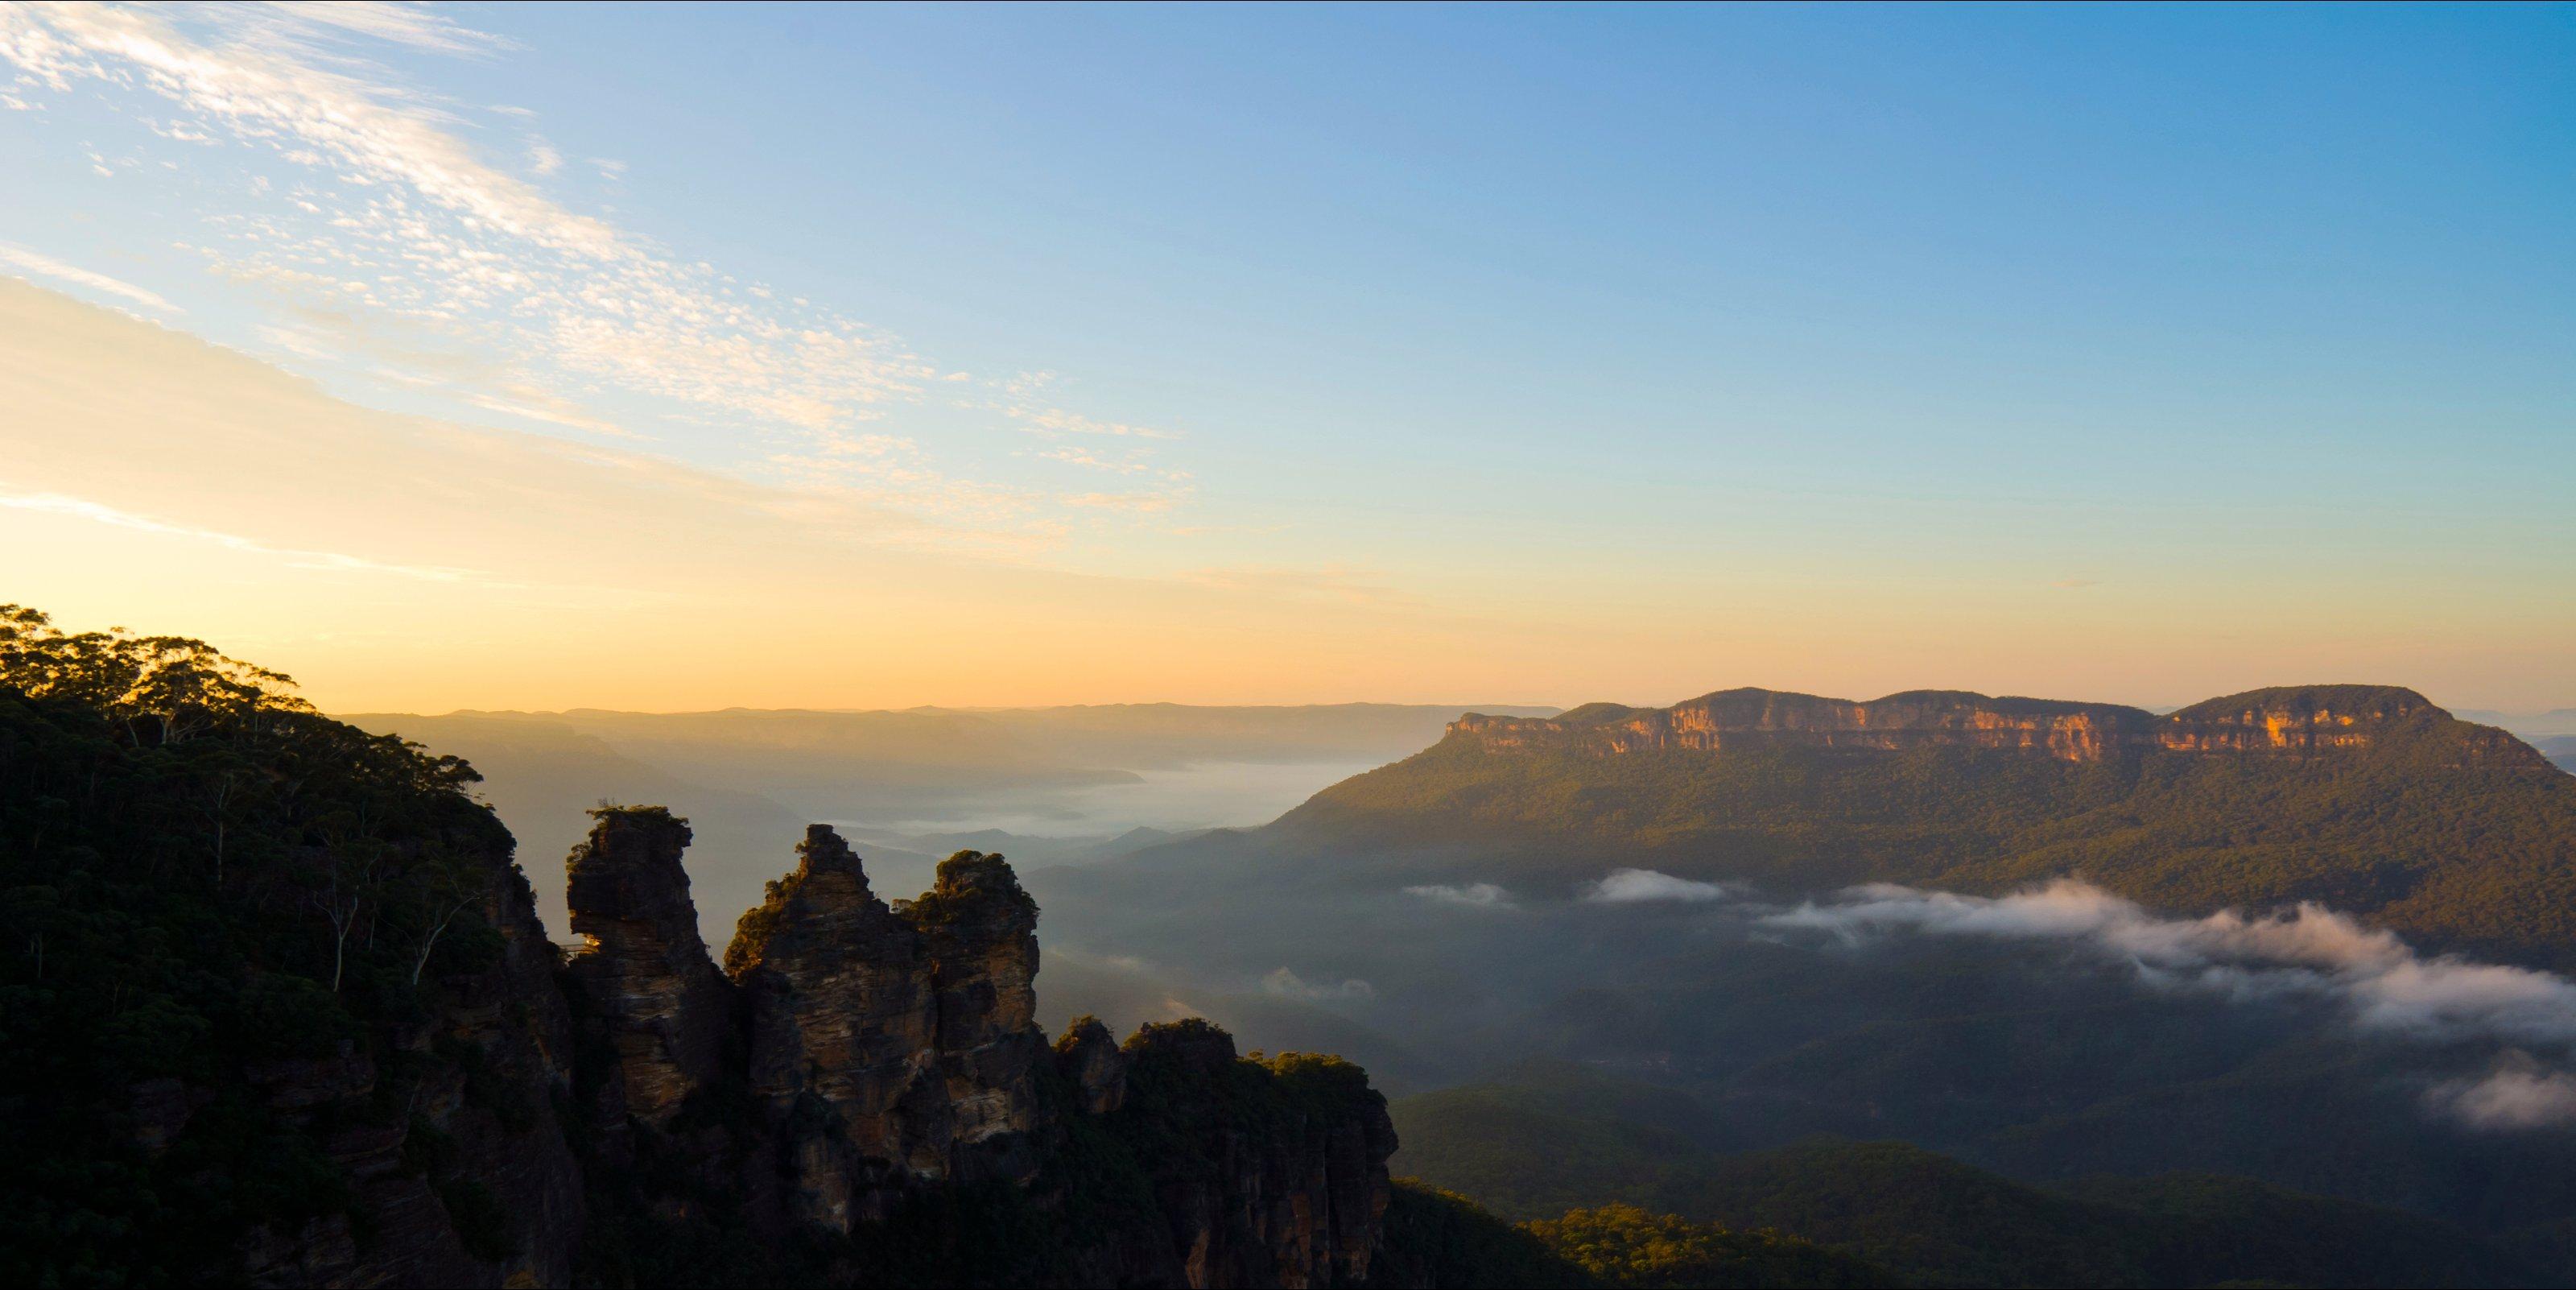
1005,404 -> 1181,440
0,487 -> 492,583
1406,882 -> 1514,908
1181,565 -> 1409,606
1038,445 -> 1157,475
1062,486 -> 1195,515
2427,1057 -> 2576,1131
0,2 -> 1198,547
1585,868 -> 1735,903
463,389 -> 640,440
1261,967 -> 1376,1002
239,2 -> 518,58
1764,879 -> 2576,1128
0,242 -> 180,314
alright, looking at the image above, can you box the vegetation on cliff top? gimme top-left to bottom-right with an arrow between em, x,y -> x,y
904,849 -> 1040,927
0,605 -> 529,1284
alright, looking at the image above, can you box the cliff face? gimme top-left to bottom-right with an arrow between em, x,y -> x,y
240,844 -> 589,1289
1108,1022 -> 1397,1289
1450,684 -> 2555,770
732,824 -> 939,1226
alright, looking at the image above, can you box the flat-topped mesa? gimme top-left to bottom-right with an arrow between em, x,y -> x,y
564,806 -> 734,1125
2154,684 -> 2524,763
902,850 -> 1049,1183
1451,684 -> 2555,768
1455,688 -> 2154,762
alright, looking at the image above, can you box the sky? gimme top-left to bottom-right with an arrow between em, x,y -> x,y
0,2 -> 2569,713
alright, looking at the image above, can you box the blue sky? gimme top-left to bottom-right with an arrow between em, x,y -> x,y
0,3 -> 2569,709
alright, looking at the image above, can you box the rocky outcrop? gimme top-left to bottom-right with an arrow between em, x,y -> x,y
564,806 -> 733,1126
1111,1021 -> 1397,1289
548,812 -> 1400,1285
1055,1015 -> 1126,1115
729,832 -> 1051,1200
905,848 -> 1050,1185
729,824 -> 1002,1227
119,800 -> 1396,1288
1451,684 -> 2557,770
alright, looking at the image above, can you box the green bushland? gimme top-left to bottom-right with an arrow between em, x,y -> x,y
1528,1204 -> 1888,1289
1393,1070 -> 2543,1288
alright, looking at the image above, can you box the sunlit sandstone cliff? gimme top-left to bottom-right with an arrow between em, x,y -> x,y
1447,684 -> 2553,768
1278,684 -> 2574,964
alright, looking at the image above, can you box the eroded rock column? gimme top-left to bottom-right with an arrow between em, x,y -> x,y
729,825 -> 943,1226
564,807 -> 732,1126
907,850 -> 1049,1183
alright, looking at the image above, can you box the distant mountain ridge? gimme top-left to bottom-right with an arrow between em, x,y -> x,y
1451,684 -> 2550,768
1278,683 -> 2576,962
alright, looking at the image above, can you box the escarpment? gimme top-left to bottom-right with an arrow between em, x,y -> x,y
1448,684 -> 2556,769
1284,684 -> 2574,962
243,837 -> 589,1289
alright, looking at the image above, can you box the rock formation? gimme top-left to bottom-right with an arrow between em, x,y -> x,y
905,847 -> 1050,1184
564,806 -> 733,1126
208,806 -> 1403,1287
1055,1015 -> 1126,1115
1112,1020 -> 1397,1289
548,809 -> 1398,1285
726,824 -> 1046,1226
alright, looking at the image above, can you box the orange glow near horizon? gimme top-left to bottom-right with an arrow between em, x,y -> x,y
2,280 -> 2568,718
